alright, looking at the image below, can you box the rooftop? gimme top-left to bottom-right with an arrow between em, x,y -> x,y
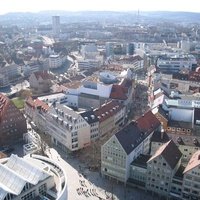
49,54 -> 59,58
174,165 -> 185,180
0,93 -> 9,122
184,150 -> 200,173
0,154 -> 51,198
80,110 -> 99,125
109,84 -> 128,100
136,110 -> 161,133
115,122 -> 145,155
151,131 -> 200,147
63,81 -> 81,89
94,101 -> 124,123
26,97 -> 49,112
34,70 -> 50,81
148,140 -> 182,169
130,154 -> 151,169
151,131 -> 170,143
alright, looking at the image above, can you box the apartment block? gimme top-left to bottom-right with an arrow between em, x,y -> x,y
46,103 -> 91,152
94,101 -> 125,137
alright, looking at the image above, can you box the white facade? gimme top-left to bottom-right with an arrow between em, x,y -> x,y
157,54 -> 197,73
46,103 -> 91,151
67,81 -> 113,99
49,55 -> 63,69
77,59 -> 101,70
101,130 -> 154,183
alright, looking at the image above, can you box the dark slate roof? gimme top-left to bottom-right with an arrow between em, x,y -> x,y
148,140 -> 182,169
174,165 -> 185,180
151,131 -> 170,143
80,110 -> 99,124
130,154 -> 151,169
115,122 -> 150,155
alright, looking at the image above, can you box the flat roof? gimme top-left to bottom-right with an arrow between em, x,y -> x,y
38,93 -> 66,101
131,154 -> 151,169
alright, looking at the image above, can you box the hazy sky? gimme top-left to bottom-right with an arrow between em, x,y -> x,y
0,0 -> 200,14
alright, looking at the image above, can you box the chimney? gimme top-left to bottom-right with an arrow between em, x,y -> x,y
161,123 -> 164,139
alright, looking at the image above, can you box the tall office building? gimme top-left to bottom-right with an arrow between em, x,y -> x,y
52,16 -> 60,36
105,42 -> 114,57
126,42 -> 135,55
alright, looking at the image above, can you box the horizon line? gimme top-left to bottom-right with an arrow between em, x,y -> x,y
1,9 -> 200,16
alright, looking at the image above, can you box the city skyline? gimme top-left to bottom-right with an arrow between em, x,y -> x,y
0,0 -> 200,15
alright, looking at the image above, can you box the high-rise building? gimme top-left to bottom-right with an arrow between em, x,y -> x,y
105,42 -> 114,57
126,43 -> 135,55
52,16 -> 60,36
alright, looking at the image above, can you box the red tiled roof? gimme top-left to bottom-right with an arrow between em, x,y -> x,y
110,84 -> 127,100
0,93 -> 9,122
94,101 -> 124,123
120,78 -> 132,91
136,110 -> 161,133
26,97 -> 49,112
34,70 -> 50,80
55,85 -> 68,93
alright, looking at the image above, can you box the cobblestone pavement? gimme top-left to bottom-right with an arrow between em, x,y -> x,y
51,147 -> 158,200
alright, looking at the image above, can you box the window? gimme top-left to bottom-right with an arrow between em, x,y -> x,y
184,188 -> 190,192
21,190 -> 36,200
39,184 -> 47,195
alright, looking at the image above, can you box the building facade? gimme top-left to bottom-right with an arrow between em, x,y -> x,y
0,94 -> 27,146
146,140 -> 182,199
29,71 -> 52,94
182,150 -> 200,200
101,111 -> 160,183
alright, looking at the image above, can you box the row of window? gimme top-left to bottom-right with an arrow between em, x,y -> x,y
147,183 -> 168,192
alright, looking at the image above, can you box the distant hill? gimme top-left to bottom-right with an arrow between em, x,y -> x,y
141,11 -> 200,23
0,11 -> 200,26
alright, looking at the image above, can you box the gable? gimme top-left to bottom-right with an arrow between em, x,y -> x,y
102,135 -> 126,156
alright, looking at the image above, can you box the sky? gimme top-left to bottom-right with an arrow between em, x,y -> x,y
0,0 -> 200,14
